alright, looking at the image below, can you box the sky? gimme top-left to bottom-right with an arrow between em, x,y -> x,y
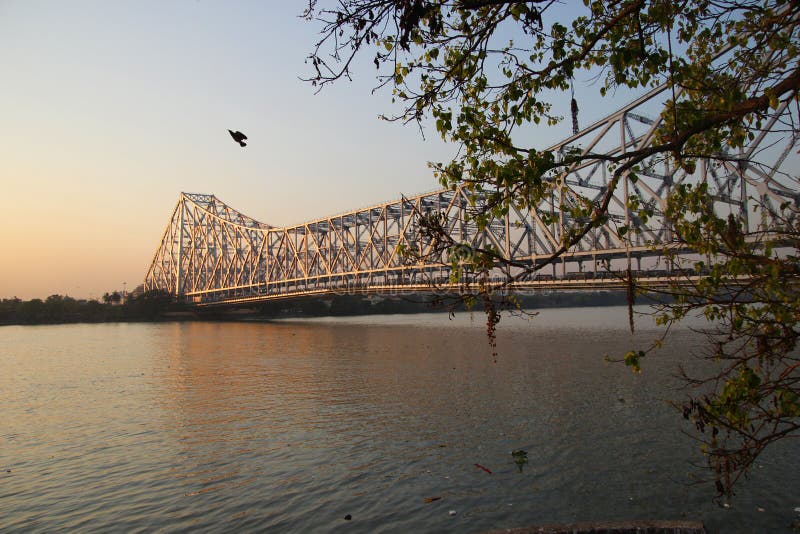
0,1 -> 624,300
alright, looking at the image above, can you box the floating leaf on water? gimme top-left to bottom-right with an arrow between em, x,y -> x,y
512,449 -> 529,472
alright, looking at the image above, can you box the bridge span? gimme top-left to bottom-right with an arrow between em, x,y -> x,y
143,84 -> 799,307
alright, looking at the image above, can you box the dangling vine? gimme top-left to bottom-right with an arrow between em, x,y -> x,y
483,291 -> 501,363
570,78 -> 579,136
626,266 -> 635,334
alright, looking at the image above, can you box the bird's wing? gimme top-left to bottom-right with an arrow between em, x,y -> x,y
239,132 -> 247,140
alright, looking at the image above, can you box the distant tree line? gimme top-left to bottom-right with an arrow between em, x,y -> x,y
0,290 -> 176,325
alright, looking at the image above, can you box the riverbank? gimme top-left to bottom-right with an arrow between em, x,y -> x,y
0,291 -> 175,326
1,288 -> 655,326
202,289 -> 640,321
487,520 -> 707,533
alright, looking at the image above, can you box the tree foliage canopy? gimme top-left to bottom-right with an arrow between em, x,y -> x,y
304,0 -> 800,496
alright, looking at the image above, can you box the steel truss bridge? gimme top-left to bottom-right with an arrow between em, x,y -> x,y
144,83 -> 800,307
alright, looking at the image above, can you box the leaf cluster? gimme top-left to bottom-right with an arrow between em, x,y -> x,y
305,0 -> 800,496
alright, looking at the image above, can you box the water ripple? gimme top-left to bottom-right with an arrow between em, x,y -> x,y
1,312 -> 798,532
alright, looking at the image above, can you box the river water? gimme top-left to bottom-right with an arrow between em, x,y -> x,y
1,307 -> 798,532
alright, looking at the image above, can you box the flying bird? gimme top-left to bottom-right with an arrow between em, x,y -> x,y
228,129 -> 247,147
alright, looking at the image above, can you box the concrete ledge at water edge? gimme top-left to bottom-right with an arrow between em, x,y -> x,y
486,520 -> 706,534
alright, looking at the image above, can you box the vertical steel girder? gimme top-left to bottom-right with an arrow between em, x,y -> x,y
144,84 -> 799,304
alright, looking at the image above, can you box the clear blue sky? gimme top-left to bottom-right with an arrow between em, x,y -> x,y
0,1 -> 626,300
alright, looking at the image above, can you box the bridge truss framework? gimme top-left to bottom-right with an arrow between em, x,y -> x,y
144,83 -> 799,307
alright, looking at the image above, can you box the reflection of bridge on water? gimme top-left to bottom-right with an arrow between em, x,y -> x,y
143,83 -> 799,308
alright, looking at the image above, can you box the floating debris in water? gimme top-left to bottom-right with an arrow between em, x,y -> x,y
448,510 -> 457,516
424,497 -> 442,504
474,463 -> 492,474
344,514 -> 352,520
512,449 -> 528,472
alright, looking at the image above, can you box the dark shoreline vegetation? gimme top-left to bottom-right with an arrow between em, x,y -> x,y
247,289 -> 634,318
0,289 -> 634,326
0,291 -> 176,325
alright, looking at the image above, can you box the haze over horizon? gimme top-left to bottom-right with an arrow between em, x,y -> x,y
1,1 -> 615,300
